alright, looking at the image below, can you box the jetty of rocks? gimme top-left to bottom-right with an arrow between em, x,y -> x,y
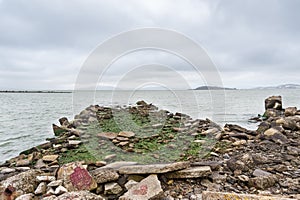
0,96 -> 299,199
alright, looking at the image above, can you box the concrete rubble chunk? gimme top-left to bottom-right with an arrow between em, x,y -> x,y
202,191 -> 295,200
57,162 -> 97,191
57,191 -> 105,200
165,166 -> 212,179
90,167 -> 119,184
119,174 -> 163,200
118,161 -> 190,174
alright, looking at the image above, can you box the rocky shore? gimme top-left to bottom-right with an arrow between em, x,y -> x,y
0,96 -> 299,200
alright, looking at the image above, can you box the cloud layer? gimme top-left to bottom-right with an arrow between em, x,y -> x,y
0,0 -> 299,90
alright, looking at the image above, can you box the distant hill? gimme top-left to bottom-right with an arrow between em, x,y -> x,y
253,84 -> 300,90
193,86 -> 237,90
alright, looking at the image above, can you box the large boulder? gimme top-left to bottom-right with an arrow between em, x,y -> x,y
284,107 -> 297,117
264,96 -> 283,118
265,96 -> 282,110
57,162 -> 97,192
0,169 -> 41,200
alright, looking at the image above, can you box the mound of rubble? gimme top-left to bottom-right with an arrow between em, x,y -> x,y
0,96 -> 299,200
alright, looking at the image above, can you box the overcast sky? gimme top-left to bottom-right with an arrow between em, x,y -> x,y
0,0 -> 299,90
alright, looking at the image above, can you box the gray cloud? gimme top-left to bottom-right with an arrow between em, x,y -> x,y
0,0 -> 299,90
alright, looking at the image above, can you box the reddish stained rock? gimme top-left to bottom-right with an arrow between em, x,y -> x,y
119,174 -> 163,200
70,167 -> 93,190
132,185 -> 148,195
57,162 -> 97,192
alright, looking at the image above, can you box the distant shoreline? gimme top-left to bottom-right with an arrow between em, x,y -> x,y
0,90 -> 72,93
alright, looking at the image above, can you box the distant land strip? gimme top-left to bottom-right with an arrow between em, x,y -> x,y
193,86 -> 237,90
0,90 -> 72,93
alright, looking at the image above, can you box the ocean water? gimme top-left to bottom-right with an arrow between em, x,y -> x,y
0,89 -> 299,163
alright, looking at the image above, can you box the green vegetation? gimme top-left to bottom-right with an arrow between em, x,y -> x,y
58,106 -> 216,165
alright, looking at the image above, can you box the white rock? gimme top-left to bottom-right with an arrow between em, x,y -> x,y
46,188 -> 56,195
0,168 -> 16,174
54,185 -> 68,195
15,167 -> 31,171
35,182 -> 47,195
119,174 -> 163,200
15,193 -> 35,200
48,180 -> 63,187
36,175 -> 56,182
68,140 -> 82,145
42,195 -> 58,200
125,180 -> 138,190
104,182 -> 123,195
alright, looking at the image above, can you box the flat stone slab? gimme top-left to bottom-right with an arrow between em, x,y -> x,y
165,166 -> 212,179
202,191 -> 295,200
119,174 -> 163,200
118,131 -> 135,138
103,161 -> 138,170
42,155 -> 59,162
97,132 -> 118,140
118,162 -> 190,174
253,169 -> 272,177
68,140 -> 82,145
90,168 -> 119,184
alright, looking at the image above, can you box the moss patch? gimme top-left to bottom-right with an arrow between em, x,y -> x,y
58,105 -> 217,165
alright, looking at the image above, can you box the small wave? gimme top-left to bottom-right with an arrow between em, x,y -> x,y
0,141 -> 13,147
0,134 -> 30,143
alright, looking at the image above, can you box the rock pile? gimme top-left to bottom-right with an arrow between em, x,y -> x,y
0,97 -> 299,199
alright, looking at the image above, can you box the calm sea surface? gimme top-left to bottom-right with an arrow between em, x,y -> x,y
0,89 -> 299,163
